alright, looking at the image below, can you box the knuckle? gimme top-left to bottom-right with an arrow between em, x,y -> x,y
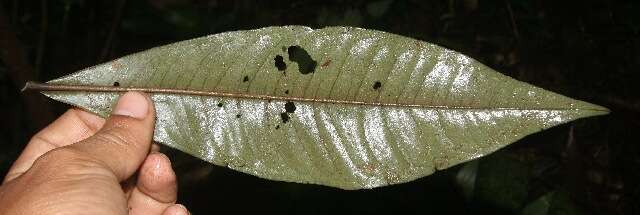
28,134 -> 57,148
31,148 -> 103,175
93,126 -> 141,148
35,147 -> 85,165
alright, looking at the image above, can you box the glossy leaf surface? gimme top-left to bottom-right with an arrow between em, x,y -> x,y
35,26 -> 608,189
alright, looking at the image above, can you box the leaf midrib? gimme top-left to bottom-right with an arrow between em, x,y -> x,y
24,82 -> 608,112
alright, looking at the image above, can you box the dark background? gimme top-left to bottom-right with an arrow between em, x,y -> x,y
1,0 -> 638,214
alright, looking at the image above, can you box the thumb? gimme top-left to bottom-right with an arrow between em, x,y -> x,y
68,91 -> 156,181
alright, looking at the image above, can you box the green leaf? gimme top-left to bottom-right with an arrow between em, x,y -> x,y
455,160 -> 478,200
366,0 -> 394,18
521,191 -> 582,215
522,192 -> 554,215
474,153 -> 530,211
26,26 -> 608,189
455,153 -> 530,212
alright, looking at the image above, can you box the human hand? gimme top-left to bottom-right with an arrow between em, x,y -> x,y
0,92 -> 189,215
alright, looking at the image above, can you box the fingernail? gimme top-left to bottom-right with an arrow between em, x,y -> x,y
112,92 -> 149,119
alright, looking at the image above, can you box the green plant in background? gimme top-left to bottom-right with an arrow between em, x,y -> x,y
24,26 -> 608,190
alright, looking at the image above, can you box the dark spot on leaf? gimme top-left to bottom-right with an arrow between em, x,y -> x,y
243,76 -> 249,82
113,82 -> 120,87
275,125 -> 280,130
217,102 -> 223,107
274,55 -> 287,71
321,59 -> 332,68
284,101 -> 296,113
284,90 -> 289,94
280,112 -> 290,123
287,45 -> 317,74
373,81 -> 382,90
236,114 -> 242,118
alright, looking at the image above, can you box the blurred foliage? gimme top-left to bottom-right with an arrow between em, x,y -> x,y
457,153 -> 530,213
1,0 -> 639,214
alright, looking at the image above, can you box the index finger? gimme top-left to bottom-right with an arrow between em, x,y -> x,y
3,108 -> 106,183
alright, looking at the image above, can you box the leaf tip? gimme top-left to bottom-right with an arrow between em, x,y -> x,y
595,105 -> 611,115
586,102 -> 611,115
576,102 -> 611,118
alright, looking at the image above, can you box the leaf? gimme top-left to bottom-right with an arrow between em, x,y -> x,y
521,191 -> 582,215
366,0 -> 394,18
455,160 -> 478,200
457,153 -> 530,212
521,192 -> 554,215
25,26 -> 608,190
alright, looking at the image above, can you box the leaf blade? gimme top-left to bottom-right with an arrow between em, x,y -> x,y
33,26 -> 607,189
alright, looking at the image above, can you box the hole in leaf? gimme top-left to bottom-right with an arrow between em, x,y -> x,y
373,81 -> 382,90
280,112 -> 290,123
236,114 -> 242,118
287,45 -> 317,74
284,101 -> 296,113
284,90 -> 289,94
217,102 -> 223,107
275,125 -> 280,130
113,82 -> 120,87
274,55 -> 287,71
243,76 -> 249,82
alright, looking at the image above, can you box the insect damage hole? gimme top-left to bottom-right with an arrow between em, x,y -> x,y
113,82 -> 120,87
280,113 -> 290,123
243,76 -> 249,82
287,45 -> 317,74
284,101 -> 296,113
372,81 -> 382,90
274,55 -> 287,71
279,101 -> 297,124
